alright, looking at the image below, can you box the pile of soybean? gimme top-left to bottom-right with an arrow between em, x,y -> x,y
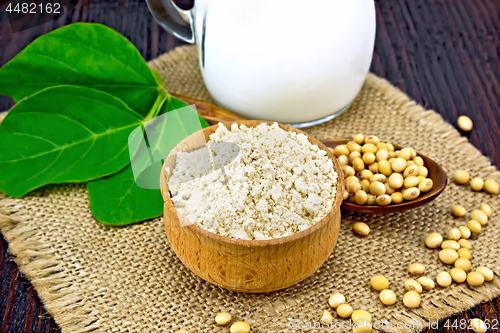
333,134 -> 433,206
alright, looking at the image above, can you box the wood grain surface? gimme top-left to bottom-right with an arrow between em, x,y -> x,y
0,0 -> 499,332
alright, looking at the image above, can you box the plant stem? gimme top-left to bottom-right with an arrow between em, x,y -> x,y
145,88 -> 170,121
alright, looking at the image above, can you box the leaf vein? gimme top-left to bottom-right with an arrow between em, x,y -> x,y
47,34 -> 151,83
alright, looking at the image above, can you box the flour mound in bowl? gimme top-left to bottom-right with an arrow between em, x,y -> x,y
168,123 -> 338,240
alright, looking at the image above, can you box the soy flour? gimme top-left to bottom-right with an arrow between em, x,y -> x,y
168,123 -> 338,240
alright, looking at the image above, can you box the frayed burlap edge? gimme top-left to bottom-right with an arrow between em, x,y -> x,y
0,197 -> 103,333
1,46 -> 499,333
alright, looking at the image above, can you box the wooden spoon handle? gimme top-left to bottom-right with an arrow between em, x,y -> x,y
171,93 -> 247,124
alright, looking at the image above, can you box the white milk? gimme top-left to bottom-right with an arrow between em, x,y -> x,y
191,0 -> 376,124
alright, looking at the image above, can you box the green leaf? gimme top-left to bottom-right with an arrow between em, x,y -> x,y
0,86 -> 145,197
0,23 -> 160,116
150,68 -> 165,90
87,96 -> 210,225
164,96 -> 210,128
87,164 -> 164,225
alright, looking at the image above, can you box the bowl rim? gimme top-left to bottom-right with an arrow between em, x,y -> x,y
160,120 -> 345,247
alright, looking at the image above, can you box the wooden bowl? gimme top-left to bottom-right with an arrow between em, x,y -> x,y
160,120 -> 345,293
322,139 -> 447,214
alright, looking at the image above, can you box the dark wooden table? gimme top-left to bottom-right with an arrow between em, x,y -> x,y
0,0 -> 499,332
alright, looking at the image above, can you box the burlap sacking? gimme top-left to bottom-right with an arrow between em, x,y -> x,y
1,45 -> 499,333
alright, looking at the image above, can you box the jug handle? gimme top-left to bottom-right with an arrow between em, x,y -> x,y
146,0 -> 195,43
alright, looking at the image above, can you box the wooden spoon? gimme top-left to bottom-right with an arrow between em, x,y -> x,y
173,94 -> 448,213
172,93 -> 247,123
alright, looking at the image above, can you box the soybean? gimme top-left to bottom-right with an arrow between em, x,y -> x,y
470,318 -> 487,333
454,258 -> 471,272
230,322 -> 250,333
385,183 -> 396,195
418,178 -> 433,192
366,195 -> 377,205
399,148 -> 413,160
336,304 -> 353,318
403,165 -> 419,178
480,203 -> 493,217
378,160 -> 392,176
457,115 -> 473,131
361,143 -> 378,154
451,205 -> 467,217
369,181 -> 386,196
215,313 -> 232,326
425,233 -> 443,248
441,240 -> 460,251
388,173 -> 404,189
470,177 -> 484,191
360,179 -> 371,192
458,239 -> 472,249
320,310 -> 333,325
484,179 -> 499,194
353,134 -> 365,145
328,293 -> 346,308
468,220 -> 482,234
376,149 -> 389,162
359,170 -> 373,180
349,152 -> 360,161
342,165 -> 356,177
413,156 -> 424,166
376,194 -> 392,206
353,222 -> 370,236
450,268 -> 467,283
353,324 -> 372,333
346,177 -> 362,194
448,228 -> 461,241
347,141 -> 362,153
409,263 -> 425,275
379,289 -> 397,305
470,209 -> 488,226
402,187 -> 420,201
391,192 -> 404,204
476,267 -> 494,282
418,166 -> 429,177
458,226 -> 471,240
362,152 -> 376,165
351,310 -> 372,324
334,145 -> 350,157
404,279 -> 423,293
436,271 -> 452,287
355,190 -> 368,205
417,277 -> 435,290
403,291 -> 421,308
439,249 -> 459,265
467,272 -> 484,287
371,275 -> 389,291
377,142 -> 389,150
391,158 -> 407,173
404,176 -> 420,188
370,174 -> 386,183
338,155 -> 349,167
453,170 -> 470,184
352,158 -> 365,172
368,163 -> 379,174
457,248 -> 472,259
